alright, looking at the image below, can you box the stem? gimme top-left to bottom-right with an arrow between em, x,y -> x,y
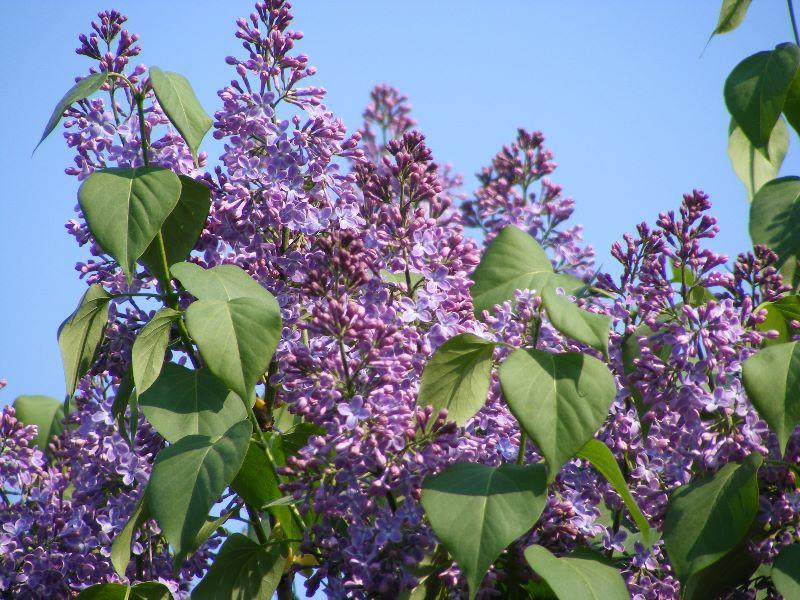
246,502 -> 269,544
110,292 -> 164,300
512,310 -> 542,465
276,574 -> 296,600
154,230 -> 200,369
135,93 -> 150,167
244,393 -> 306,533
516,433 -> 527,465
132,85 -> 200,368
790,0 -> 800,45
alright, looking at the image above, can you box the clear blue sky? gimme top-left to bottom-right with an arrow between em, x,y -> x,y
0,1 -> 793,404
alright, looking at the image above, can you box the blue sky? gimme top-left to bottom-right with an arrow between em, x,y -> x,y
0,1 -> 792,404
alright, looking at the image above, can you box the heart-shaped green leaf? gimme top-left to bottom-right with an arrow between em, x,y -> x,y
58,284 -> 111,396
470,225 -> 553,318
78,167 -> 182,282
662,453 -> 762,583
138,363 -> 247,443
523,545 -> 629,600
577,439 -> 652,546
77,582 -> 173,600
12,395 -> 65,452
417,333 -> 496,425
171,262 -> 269,302
728,117 -> 788,201
541,286 -> 611,355
36,72 -> 109,151
150,67 -> 212,160
499,348 -> 616,478
742,341 -> 800,454
750,176 -> 800,287
421,462 -> 547,598
772,543 -> 800,599
192,533 -> 287,600
132,308 -> 181,393
185,296 -> 282,403
724,44 -> 800,154
140,176 -> 210,285
147,420 -> 251,555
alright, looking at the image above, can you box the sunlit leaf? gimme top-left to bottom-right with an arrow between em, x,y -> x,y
421,462 -> 547,599
78,167 -> 182,282
499,348 -> 616,477
417,333 -> 495,425
150,67 -> 212,160
36,72 -> 108,151
662,453 -> 762,583
58,284 -> 111,397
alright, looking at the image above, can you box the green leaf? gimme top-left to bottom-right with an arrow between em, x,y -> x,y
711,0 -> 752,35
230,441 -> 278,509
275,422 -> 324,458
524,545 -> 629,600
78,167 -> 182,282
171,262 -> 269,302
138,363 -> 247,443
417,333 -> 496,425
755,295 -> 800,344
149,67 -> 212,160
111,495 -> 149,578
147,420 -> 251,555
173,510 -> 233,569
662,453 -> 763,583
772,543 -> 800,599
185,297 -> 282,403
470,225 -> 553,318
681,541 -> 757,600
112,369 -> 135,442
576,439 -> 652,546
742,341 -> 800,454
499,349 -> 616,477
750,176 -> 800,286
728,117 -> 788,201
784,69 -> 800,136
273,403 -> 301,432
140,176 -> 211,284
36,72 -> 108,151
58,284 -> 111,396
191,533 -> 287,600
540,286 -> 611,355
132,308 -> 181,393
230,426 -> 315,544
77,582 -> 173,600
232,439 -> 302,544
724,44 -> 800,154
12,395 -> 64,451
421,462 -> 548,599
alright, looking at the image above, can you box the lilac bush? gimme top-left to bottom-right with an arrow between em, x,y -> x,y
5,1 -> 800,599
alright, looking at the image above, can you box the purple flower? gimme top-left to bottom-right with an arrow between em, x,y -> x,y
337,397 -> 370,430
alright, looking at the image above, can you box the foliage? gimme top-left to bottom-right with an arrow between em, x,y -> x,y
4,1 -> 800,599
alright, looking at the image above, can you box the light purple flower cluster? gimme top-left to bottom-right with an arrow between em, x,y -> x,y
5,2 -> 799,599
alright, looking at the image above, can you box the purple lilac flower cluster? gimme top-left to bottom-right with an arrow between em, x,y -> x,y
3,2 -> 798,598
